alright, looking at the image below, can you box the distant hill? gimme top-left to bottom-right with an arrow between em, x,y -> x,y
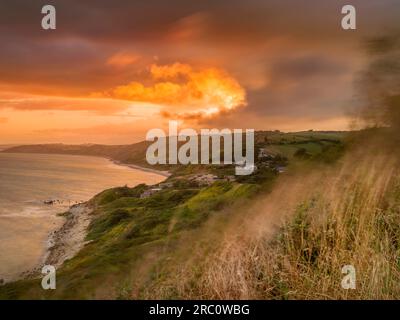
1,131 -> 348,169
2,141 -> 152,167
0,145 -> 19,151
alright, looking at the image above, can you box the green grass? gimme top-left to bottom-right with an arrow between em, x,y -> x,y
0,131 -> 348,299
0,179 -> 264,299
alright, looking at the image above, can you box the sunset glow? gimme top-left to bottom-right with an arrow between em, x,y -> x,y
0,0 -> 398,144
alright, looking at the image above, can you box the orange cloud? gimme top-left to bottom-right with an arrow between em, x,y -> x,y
96,63 -> 247,121
106,52 -> 140,67
0,117 -> 7,123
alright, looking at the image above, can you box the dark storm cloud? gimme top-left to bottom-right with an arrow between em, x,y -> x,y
272,55 -> 348,80
1,0 -> 398,42
242,54 -> 353,118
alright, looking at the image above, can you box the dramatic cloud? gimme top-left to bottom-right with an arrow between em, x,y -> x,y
0,0 -> 399,143
96,63 -> 247,119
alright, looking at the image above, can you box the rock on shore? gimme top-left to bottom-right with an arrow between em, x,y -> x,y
44,203 -> 92,268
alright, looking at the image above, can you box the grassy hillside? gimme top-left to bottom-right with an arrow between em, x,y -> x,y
0,178 -> 267,299
170,132 -> 400,300
0,131 -> 351,299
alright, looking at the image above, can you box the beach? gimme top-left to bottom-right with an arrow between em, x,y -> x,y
111,160 -> 171,178
44,203 -> 93,269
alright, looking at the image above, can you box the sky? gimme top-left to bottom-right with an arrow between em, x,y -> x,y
0,0 -> 399,144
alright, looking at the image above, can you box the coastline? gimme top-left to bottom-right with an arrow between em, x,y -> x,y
44,203 -> 93,268
33,160 -> 169,279
15,203 -> 92,282
110,159 -> 171,177
0,155 -> 170,283
1,149 -> 171,178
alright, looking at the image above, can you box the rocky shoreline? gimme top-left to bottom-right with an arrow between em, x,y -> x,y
44,203 -> 93,268
42,162 -> 169,270
13,202 -> 93,283
34,165 -> 167,278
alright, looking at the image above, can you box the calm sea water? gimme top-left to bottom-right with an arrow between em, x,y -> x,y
0,152 -> 165,281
